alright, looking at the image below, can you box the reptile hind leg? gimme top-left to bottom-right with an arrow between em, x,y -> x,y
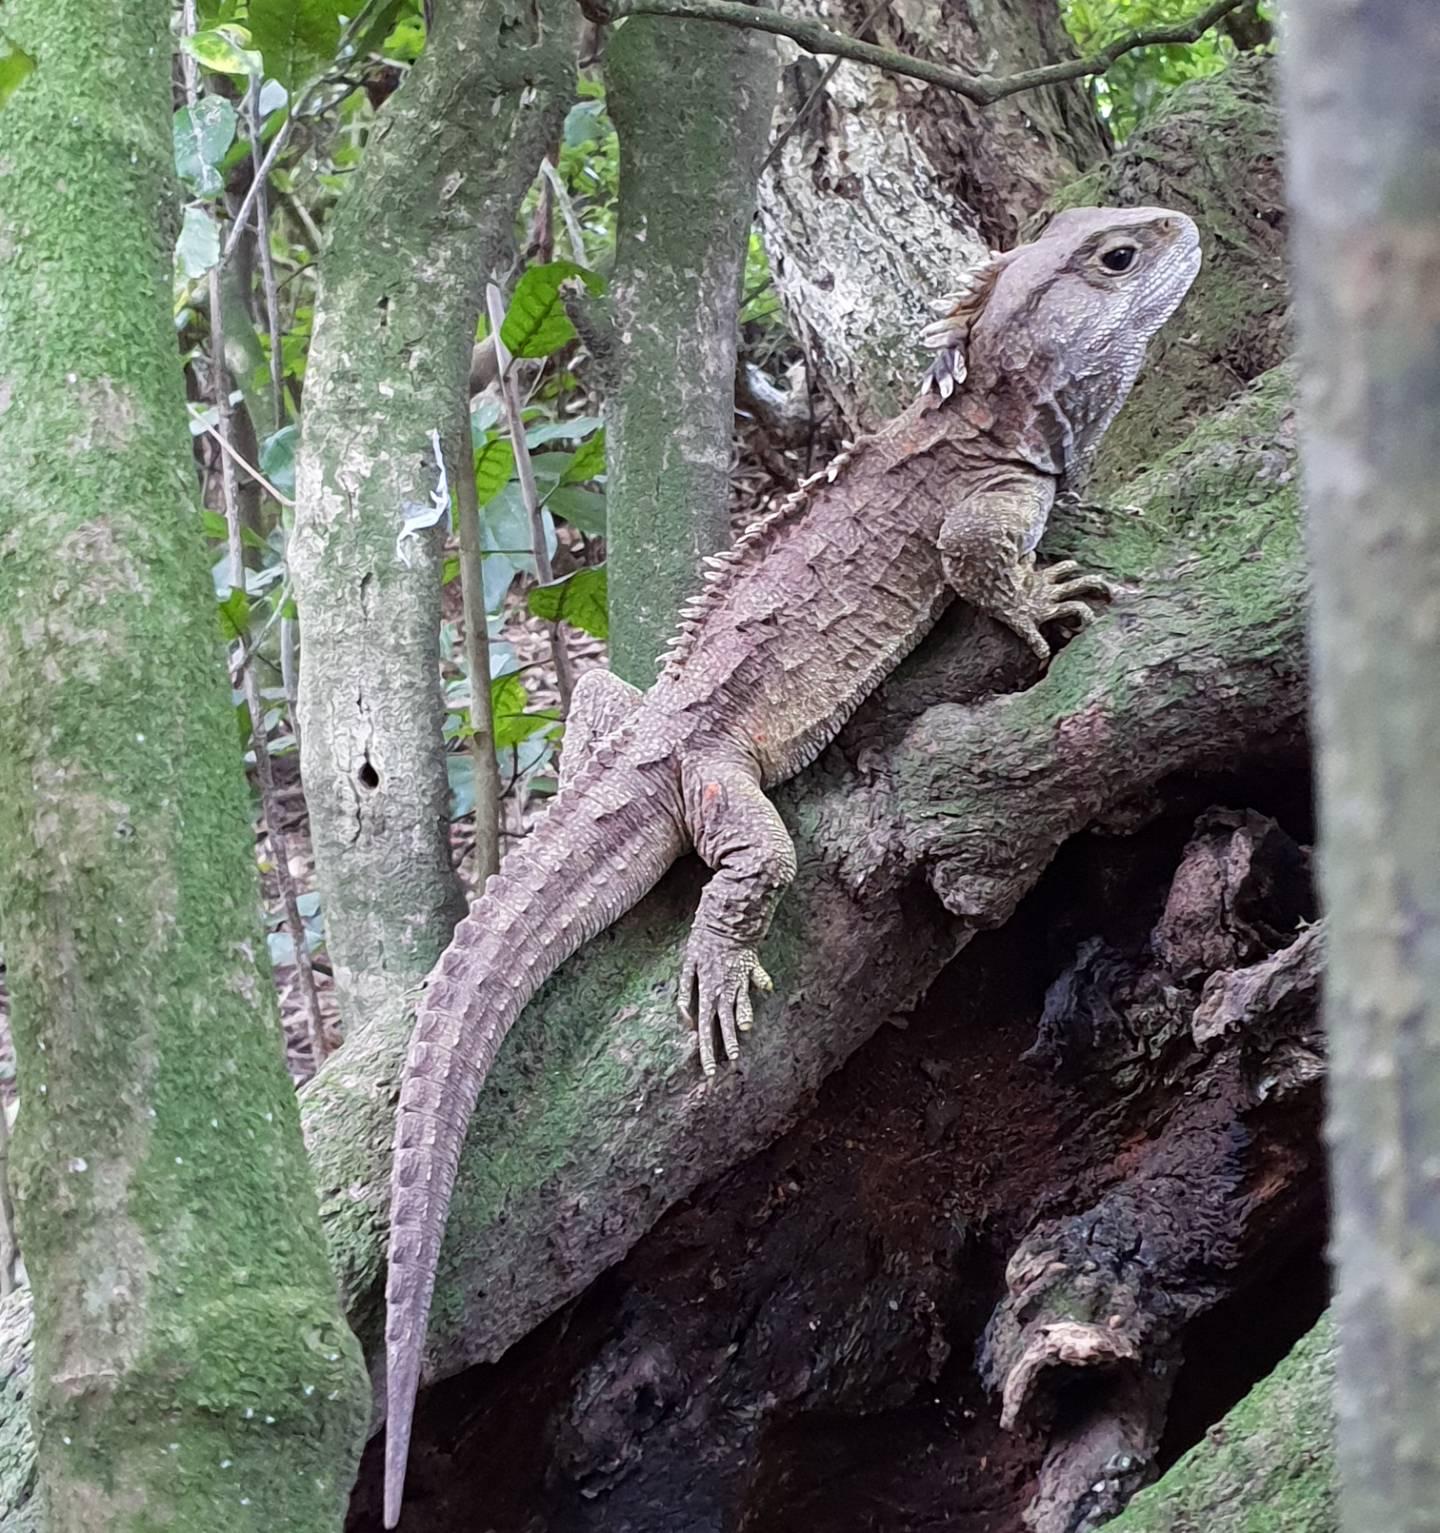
559,669 -> 643,791
679,753 -> 796,1076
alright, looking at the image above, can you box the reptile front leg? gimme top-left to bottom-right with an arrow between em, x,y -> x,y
679,752 -> 797,1076
940,481 -> 1116,663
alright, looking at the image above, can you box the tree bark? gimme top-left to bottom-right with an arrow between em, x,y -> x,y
0,1 -> 370,1526
289,0 -> 579,1042
1283,4 -> 1440,1529
601,16 -> 780,685
755,0 -> 1107,429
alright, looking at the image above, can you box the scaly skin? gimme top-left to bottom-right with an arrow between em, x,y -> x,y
383,206 -> 1202,1524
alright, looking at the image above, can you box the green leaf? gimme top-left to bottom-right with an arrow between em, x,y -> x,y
490,674 -> 559,749
563,100 -> 606,148
249,0 -> 343,91
527,566 -> 608,640
445,753 -> 476,820
200,509 -> 267,550
472,435 -> 516,507
183,26 -> 264,77
0,32 -> 36,110
524,415 -> 602,448
260,425 -> 298,498
559,427 -> 606,484
336,0 -> 407,63
544,485 -> 606,536
176,206 -> 221,277
500,261 -> 604,360
217,586 -> 251,642
482,487 -> 556,570
174,96 -> 238,196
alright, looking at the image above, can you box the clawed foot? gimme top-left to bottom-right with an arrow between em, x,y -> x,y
678,934 -> 774,1077
1009,560 -> 1119,663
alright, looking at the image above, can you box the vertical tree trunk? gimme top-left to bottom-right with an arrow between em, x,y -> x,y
601,17 -> 780,685
290,0 -> 579,1039
0,2 -> 370,1527
1284,5 -> 1440,1530
756,0 -> 1107,428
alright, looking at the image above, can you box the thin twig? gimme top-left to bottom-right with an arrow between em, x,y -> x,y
485,282 -> 575,712
0,1105 -> 17,1296
248,77 -> 286,428
280,186 -> 326,252
453,406 -> 504,885
180,0 -> 201,101
582,0 -> 1246,106
209,264 -> 332,1067
197,416 -> 295,506
229,576 -> 292,683
223,121 -> 294,266
540,158 -> 587,265
760,0 -> 889,176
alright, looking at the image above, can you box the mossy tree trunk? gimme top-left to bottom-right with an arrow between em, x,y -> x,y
0,1 -> 370,1528
290,0 -> 579,1041
600,16 -> 780,685
1285,3 -> 1440,1529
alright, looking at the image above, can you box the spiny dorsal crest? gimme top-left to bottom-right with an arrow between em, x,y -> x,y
653,248 -> 1000,679
654,444 -> 858,678
920,250 -> 1007,401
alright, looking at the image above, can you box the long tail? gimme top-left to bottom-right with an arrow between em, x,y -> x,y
383,760 -> 684,1527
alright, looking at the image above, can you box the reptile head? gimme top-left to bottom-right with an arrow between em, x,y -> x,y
924,206 -> 1202,476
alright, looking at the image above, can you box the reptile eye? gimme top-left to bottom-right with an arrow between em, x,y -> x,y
1099,244 -> 1138,274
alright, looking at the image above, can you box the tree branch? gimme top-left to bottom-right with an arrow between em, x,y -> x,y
580,0 -> 1245,106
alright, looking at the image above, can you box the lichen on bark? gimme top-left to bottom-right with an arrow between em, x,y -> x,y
756,0 -> 1107,428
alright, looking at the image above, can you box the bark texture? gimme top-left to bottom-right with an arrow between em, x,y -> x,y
602,16 -> 781,684
290,0 -> 579,1041
756,0 -> 1107,428
1284,4 -> 1440,1529
0,1 -> 369,1526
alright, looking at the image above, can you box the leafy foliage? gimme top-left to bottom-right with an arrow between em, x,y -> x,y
248,0 -> 344,91
499,261 -> 606,359
174,96 -> 237,197
528,567 -> 609,640
1059,0 -> 1269,139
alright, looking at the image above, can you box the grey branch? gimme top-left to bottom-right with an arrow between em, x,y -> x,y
581,0 -> 1246,106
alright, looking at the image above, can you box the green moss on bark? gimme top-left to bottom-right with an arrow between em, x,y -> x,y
1105,1318 -> 1336,1533
0,1 -> 369,1526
